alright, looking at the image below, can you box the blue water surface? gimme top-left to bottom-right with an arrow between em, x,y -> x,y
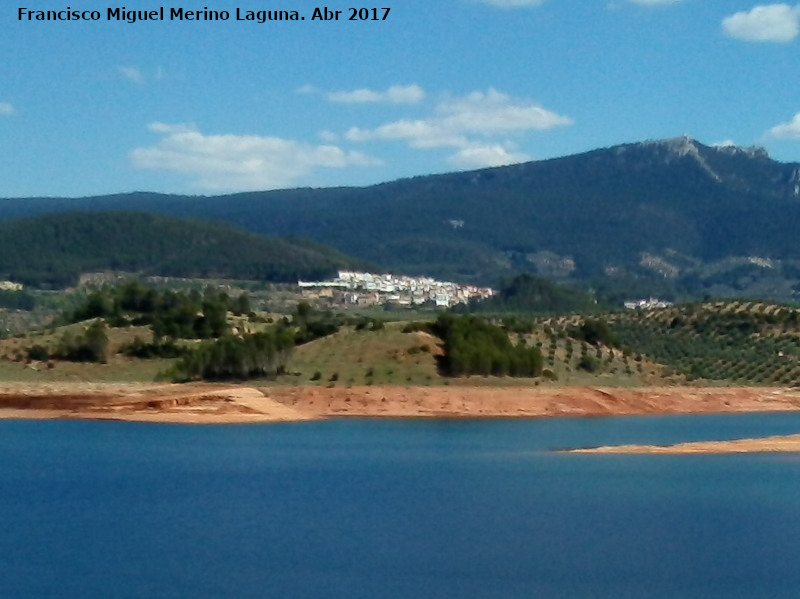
2,413 -> 800,598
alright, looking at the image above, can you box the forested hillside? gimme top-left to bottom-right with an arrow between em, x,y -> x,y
0,212 -> 366,288
461,273 -> 599,314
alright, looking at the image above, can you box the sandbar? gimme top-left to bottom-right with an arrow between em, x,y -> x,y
568,434 -> 800,455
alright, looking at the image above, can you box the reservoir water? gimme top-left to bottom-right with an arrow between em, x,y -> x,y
2,414 -> 800,598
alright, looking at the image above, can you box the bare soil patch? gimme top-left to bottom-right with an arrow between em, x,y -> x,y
0,382 -> 316,424
263,385 -> 800,420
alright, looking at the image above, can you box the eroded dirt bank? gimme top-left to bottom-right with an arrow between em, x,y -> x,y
0,383 -> 316,424
262,385 -> 800,420
3,384 -> 800,428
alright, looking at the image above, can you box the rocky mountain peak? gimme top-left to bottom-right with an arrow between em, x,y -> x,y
712,141 -> 770,160
641,136 -> 769,161
657,135 -> 702,157
639,136 -> 720,181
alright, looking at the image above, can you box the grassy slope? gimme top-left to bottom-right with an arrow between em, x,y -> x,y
282,320 -> 654,388
0,323 -> 172,383
282,323 -> 443,386
2,300 -> 799,387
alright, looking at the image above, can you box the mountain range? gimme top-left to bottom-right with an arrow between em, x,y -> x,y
3,137 -> 800,300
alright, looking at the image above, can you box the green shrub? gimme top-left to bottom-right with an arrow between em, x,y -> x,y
56,321 -> 109,363
577,356 -> 600,373
26,344 -> 50,362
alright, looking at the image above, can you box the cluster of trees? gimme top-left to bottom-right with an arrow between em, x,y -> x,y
58,283 -> 386,380
57,321 -> 109,362
291,302 -> 384,345
569,319 -> 620,349
430,314 -> 543,377
167,329 -> 294,381
164,301 -> 385,381
70,281 -> 250,340
119,337 -> 186,359
0,290 -> 35,311
463,273 -> 598,314
27,321 -> 109,363
292,302 -> 341,345
27,280 -> 396,379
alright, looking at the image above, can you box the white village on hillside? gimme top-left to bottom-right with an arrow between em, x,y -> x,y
298,271 -> 495,308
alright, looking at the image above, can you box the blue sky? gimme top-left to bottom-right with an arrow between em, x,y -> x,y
2,0 -> 800,197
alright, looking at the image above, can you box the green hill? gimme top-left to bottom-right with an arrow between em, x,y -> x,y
0,212 -> 366,288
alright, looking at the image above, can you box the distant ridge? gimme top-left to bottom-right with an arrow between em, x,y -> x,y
3,138 -> 800,299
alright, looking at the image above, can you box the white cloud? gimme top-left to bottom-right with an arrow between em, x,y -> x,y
131,122 -> 381,191
327,84 -> 425,104
767,113 -> 800,139
119,66 -> 145,84
148,122 -> 194,135
439,89 -> 572,134
345,88 -> 572,168
119,66 -> 165,84
722,4 -> 800,43
473,0 -> 546,7
448,144 -> 529,169
347,119 -> 470,149
295,83 -> 318,95
0,102 -> 14,116
318,129 -> 339,142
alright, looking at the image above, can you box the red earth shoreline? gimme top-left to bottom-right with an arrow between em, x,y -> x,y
5,383 -> 800,452
2,383 -> 800,426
